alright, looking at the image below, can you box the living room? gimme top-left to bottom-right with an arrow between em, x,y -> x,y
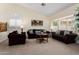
0,3 -> 79,55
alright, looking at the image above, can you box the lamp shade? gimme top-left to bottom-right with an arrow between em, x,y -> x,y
21,25 -> 24,28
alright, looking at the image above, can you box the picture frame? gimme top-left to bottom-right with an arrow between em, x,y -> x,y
31,20 -> 43,26
53,21 -> 58,26
0,22 -> 7,32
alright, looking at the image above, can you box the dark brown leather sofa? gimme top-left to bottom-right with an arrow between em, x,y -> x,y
8,31 -> 26,46
27,29 -> 50,39
52,30 -> 77,44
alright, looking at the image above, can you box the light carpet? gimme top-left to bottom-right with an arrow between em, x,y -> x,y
0,38 -> 79,55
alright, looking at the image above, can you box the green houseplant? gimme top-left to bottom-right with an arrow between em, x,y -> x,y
75,7 -> 79,32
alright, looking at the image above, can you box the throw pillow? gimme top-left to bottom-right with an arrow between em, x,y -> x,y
35,31 -> 41,34
29,30 -> 33,34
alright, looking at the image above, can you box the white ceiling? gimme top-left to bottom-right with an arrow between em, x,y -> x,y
19,3 -> 75,16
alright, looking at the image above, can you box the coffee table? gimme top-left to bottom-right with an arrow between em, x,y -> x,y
37,33 -> 48,43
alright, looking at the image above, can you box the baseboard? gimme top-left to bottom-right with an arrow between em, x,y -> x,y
0,39 -> 6,43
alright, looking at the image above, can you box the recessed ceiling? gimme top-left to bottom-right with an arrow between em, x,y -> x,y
19,3 -> 75,16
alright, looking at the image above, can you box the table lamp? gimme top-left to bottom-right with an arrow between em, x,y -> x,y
21,25 -> 23,32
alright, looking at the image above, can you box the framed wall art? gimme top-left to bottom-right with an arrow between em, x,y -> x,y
31,20 -> 43,26
0,22 -> 7,32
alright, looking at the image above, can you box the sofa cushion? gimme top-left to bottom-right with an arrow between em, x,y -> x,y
64,30 -> 70,35
56,30 -> 60,35
29,30 -> 33,34
35,31 -> 41,34
60,30 -> 65,35
64,31 -> 73,35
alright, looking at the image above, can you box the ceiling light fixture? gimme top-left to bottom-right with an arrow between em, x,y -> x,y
41,3 -> 46,6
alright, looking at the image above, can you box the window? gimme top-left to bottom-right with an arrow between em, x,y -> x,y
50,15 -> 75,31
9,19 -> 22,27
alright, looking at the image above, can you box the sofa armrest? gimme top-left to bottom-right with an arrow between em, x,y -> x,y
65,34 -> 77,39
